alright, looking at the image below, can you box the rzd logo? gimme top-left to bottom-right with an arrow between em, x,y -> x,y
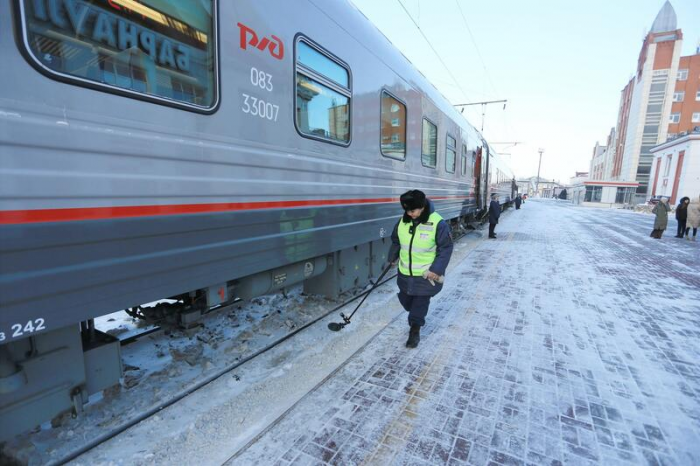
237,23 -> 284,60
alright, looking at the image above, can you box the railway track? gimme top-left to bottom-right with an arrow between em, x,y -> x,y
38,228 -> 479,465
50,274 -> 400,465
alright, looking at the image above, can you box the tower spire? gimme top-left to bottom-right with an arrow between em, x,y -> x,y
650,1 -> 677,33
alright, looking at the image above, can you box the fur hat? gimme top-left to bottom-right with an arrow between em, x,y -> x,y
400,190 -> 427,211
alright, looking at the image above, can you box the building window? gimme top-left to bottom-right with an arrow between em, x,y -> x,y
696,91 -> 700,101
445,135 -> 456,173
295,39 -> 351,144
380,91 -> 406,159
664,154 -> 672,176
673,91 -> 685,102
18,0 -> 218,111
692,113 -> 700,123
615,187 -> 635,204
669,113 -> 681,124
584,186 -> 602,202
421,118 -> 437,168
677,69 -> 688,81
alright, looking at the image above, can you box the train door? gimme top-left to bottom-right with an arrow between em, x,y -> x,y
474,146 -> 482,209
483,144 -> 491,209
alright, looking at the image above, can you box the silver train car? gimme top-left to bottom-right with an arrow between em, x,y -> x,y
487,147 -> 517,203
0,0 -> 515,438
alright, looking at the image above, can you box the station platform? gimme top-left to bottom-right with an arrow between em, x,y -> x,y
233,200 -> 700,466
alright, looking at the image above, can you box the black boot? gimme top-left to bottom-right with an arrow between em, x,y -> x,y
406,325 -> 420,348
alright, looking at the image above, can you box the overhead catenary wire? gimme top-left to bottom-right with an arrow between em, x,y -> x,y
453,0 -> 499,98
396,0 -> 472,104
453,0 -> 521,152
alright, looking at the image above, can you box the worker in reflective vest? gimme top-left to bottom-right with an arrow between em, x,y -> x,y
388,190 -> 453,348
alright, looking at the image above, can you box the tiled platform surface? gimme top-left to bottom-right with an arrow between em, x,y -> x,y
232,201 -> 700,466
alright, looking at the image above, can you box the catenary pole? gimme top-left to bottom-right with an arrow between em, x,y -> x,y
536,148 -> 544,197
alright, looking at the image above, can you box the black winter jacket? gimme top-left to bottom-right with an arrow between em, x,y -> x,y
489,200 -> 501,224
676,197 -> 690,220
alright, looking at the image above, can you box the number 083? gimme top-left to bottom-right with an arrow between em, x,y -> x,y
250,67 -> 273,92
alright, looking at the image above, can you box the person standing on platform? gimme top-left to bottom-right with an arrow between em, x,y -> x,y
388,190 -> 453,348
686,195 -> 700,241
488,193 -> 501,239
650,197 -> 670,239
515,194 -> 522,210
675,196 -> 690,238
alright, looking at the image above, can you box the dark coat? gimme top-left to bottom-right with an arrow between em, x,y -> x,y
388,199 -> 454,297
488,200 -> 501,224
676,197 -> 690,220
515,196 -> 522,208
652,201 -> 670,230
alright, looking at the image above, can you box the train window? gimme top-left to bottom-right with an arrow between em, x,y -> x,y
17,0 -> 218,111
380,91 -> 406,160
445,135 -> 456,173
461,144 -> 468,176
421,118 -> 437,168
295,39 -> 351,145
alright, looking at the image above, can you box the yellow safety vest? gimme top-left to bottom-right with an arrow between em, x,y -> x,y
398,212 -> 443,276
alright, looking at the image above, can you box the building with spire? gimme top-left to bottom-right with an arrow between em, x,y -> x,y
614,1 -> 683,199
590,1 -> 699,204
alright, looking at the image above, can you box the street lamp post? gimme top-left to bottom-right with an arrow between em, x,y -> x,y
536,148 -> 544,197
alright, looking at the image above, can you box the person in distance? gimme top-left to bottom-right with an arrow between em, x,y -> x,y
650,197 -> 670,239
488,193 -> 501,239
674,196 -> 689,238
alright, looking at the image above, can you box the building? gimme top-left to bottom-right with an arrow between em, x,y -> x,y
538,180 -> 562,198
589,128 -> 616,181
649,130 -> 700,203
584,129 -> 639,206
590,141 -> 607,180
668,53 -> 700,139
516,178 -> 535,197
569,172 -> 588,186
571,181 -> 639,207
516,176 -> 561,198
613,1 -> 683,201
592,1 -> 700,203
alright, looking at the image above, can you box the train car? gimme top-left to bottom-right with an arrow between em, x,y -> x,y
0,0 -> 514,438
487,146 -> 517,203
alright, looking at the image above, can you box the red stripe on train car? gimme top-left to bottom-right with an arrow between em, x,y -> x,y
0,196 -> 472,224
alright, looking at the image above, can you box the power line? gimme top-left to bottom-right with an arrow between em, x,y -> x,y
453,0 -> 498,97
396,0 -> 471,103
453,0 -> 521,145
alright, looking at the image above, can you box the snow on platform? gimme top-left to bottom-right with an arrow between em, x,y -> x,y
229,200 -> 700,466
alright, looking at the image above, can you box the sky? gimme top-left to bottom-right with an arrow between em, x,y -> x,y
350,0 -> 700,183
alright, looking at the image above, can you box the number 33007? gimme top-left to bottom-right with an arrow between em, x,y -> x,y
0,319 -> 46,341
242,93 -> 279,121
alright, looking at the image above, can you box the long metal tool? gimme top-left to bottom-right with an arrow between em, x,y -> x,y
327,263 -> 394,332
